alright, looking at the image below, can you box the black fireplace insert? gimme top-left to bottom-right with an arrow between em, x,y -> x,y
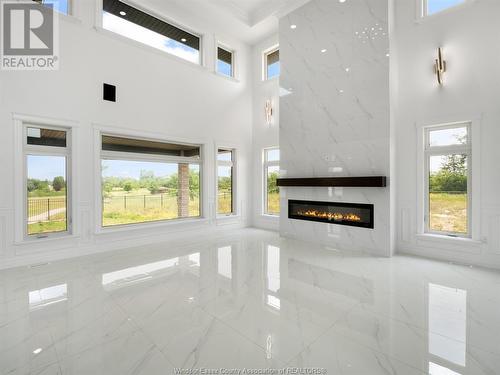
288,200 -> 374,229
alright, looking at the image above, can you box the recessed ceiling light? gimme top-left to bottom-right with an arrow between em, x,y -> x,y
386,53 -> 390,57
345,67 -> 350,72
339,0 -> 346,2
339,89 -> 344,93
181,38 -> 187,42
119,10 -> 126,16
290,24 -> 297,29
33,348 -> 42,355
321,49 -> 327,53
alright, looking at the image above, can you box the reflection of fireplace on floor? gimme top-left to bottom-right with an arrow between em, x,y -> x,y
288,200 -> 374,229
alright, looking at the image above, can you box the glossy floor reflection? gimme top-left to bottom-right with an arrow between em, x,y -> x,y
1,228 -> 500,374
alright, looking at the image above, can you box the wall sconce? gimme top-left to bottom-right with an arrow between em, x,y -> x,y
265,99 -> 274,125
434,47 -> 446,85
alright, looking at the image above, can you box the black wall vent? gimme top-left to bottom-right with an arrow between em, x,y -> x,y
103,83 -> 116,102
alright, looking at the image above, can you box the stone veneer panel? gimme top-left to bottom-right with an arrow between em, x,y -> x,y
279,0 -> 393,256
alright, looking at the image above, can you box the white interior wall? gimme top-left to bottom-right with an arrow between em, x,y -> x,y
0,1 -> 254,269
394,0 -> 500,268
2,0 -> 499,270
251,34 -> 280,231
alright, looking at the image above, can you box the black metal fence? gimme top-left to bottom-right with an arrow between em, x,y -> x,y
102,192 -> 202,211
28,197 -> 66,223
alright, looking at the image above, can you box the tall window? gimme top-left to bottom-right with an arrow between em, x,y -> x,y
217,148 -> 235,216
425,124 -> 471,237
217,46 -> 234,78
264,148 -> 280,216
264,47 -> 280,80
102,0 -> 201,64
25,126 -> 71,237
101,135 -> 201,227
33,0 -> 71,15
423,0 -> 465,16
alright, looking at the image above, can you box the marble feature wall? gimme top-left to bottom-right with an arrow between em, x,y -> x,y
279,0 -> 393,256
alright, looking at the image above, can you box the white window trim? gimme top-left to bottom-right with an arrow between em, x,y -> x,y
13,114 -> 79,244
263,147 -> 279,216
96,0 -> 205,67
416,118 -> 481,243
215,41 -> 236,80
263,44 -> 279,81
93,125 -> 208,233
417,0 -> 475,20
216,147 -> 237,218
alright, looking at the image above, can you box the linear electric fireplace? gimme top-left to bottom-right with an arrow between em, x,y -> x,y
288,200 -> 374,229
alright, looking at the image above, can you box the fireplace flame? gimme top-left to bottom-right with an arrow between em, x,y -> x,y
297,210 -> 362,222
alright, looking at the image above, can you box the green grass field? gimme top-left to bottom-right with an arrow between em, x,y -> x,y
429,192 -> 467,234
28,196 -> 67,235
267,192 -> 280,215
28,221 -> 66,235
217,190 -> 233,215
102,191 -> 200,226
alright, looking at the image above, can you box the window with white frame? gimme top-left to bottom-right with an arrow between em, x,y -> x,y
263,148 -> 280,215
33,0 -> 71,15
264,47 -> 280,80
217,148 -> 235,216
102,0 -> 201,64
25,125 -> 71,238
422,0 -> 465,17
424,123 -> 471,237
100,135 -> 202,227
217,46 -> 234,78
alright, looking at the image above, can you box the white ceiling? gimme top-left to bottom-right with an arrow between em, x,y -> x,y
135,0 -> 312,44
204,0 -> 306,26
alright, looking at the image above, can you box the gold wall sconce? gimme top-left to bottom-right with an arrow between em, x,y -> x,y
434,47 -> 446,85
265,99 -> 274,125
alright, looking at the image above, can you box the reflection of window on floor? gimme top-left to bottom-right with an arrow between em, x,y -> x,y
429,362 -> 462,375
188,252 -> 200,267
266,295 -> 280,310
266,245 -> 280,292
266,245 -> 280,311
428,283 -> 467,367
217,246 -> 232,279
101,257 -> 179,289
29,284 -> 68,310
